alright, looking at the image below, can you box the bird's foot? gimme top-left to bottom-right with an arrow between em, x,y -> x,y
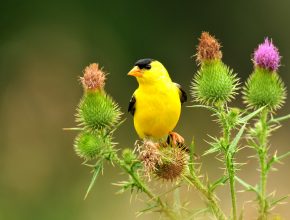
166,132 -> 191,153
167,131 -> 185,146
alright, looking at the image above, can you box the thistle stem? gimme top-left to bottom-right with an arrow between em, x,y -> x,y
173,187 -> 181,217
226,154 -> 237,220
185,173 -> 227,220
188,141 -> 227,220
219,104 -> 237,220
258,109 -> 269,219
114,156 -> 177,220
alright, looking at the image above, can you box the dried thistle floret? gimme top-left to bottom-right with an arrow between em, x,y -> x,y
81,63 -> 106,91
196,32 -> 222,63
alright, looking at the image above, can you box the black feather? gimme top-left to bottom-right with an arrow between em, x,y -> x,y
135,58 -> 154,70
175,83 -> 187,104
128,95 -> 136,116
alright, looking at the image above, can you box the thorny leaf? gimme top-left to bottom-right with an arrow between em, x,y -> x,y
109,118 -> 126,134
269,195 -> 289,209
267,150 -> 290,172
269,113 -> 290,124
203,144 -> 220,156
112,180 -> 137,194
227,123 -> 247,156
203,135 -> 222,156
209,176 -> 229,192
84,161 -> 104,199
187,104 -> 219,114
136,203 -> 159,217
239,106 -> 265,124
235,176 -> 259,195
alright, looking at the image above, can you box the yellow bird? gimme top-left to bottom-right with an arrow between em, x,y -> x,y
128,58 -> 187,144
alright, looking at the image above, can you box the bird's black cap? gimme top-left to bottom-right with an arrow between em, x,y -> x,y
134,58 -> 154,70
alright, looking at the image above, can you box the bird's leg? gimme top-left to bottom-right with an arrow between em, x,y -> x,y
167,131 -> 185,146
167,132 -> 191,153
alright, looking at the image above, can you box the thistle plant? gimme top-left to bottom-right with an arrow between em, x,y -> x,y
191,32 -> 245,220
67,33 -> 290,220
242,38 -> 289,219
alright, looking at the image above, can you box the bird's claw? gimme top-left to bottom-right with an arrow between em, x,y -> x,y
168,131 -> 185,146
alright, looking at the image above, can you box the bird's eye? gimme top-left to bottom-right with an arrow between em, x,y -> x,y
135,64 -> 151,70
144,64 -> 151,70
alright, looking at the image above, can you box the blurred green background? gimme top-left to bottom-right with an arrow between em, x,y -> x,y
1,0 -> 290,219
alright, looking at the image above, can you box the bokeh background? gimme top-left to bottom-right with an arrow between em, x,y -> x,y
1,0 -> 290,219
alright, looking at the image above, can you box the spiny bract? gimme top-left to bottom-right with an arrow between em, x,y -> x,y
192,60 -> 239,105
77,92 -> 121,130
155,146 -> 188,181
243,68 -> 286,111
74,131 -> 112,160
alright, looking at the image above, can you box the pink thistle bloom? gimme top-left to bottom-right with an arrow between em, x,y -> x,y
253,38 -> 281,72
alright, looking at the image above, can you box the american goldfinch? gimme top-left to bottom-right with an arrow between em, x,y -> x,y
128,58 -> 187,144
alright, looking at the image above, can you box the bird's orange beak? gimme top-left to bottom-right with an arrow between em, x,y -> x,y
128,66 -> 142,77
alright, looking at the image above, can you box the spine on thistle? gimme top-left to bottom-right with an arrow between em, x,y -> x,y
243,38 -> 286,111
74,63 -> 121,160
191,32 -> 239,105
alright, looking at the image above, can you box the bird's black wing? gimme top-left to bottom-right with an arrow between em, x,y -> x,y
128,94 -> 136,116
174,83 -> 187,104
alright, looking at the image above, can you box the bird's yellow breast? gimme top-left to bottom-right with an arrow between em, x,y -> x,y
133,82 -> 181,139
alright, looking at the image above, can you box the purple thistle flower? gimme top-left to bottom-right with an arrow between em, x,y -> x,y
253,38 -> 281,72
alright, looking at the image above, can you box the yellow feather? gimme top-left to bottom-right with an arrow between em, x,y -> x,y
129,60 -> 182,140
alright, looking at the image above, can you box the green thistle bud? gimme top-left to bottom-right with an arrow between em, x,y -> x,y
77,92 -> 121,130
227,107 -> 241,127
243,38 -> 286,111
243,68 -> 286,111
191,32 -> 239,105
122,148 -> 137,165
74,131 -> 112,160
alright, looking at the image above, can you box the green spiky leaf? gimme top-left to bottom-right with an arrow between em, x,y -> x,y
269,113 -> 290,124
227,123 -> 246,156
267,150 -> 290,172
239,106 -> 265,124
269,195 -> 289,208
203,135 -> 222,156
209,176 -> 229,192
113,180 -> 137,194
235,176 -> 259,195
84,161 -> 103,199
187,104 -> 219,114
